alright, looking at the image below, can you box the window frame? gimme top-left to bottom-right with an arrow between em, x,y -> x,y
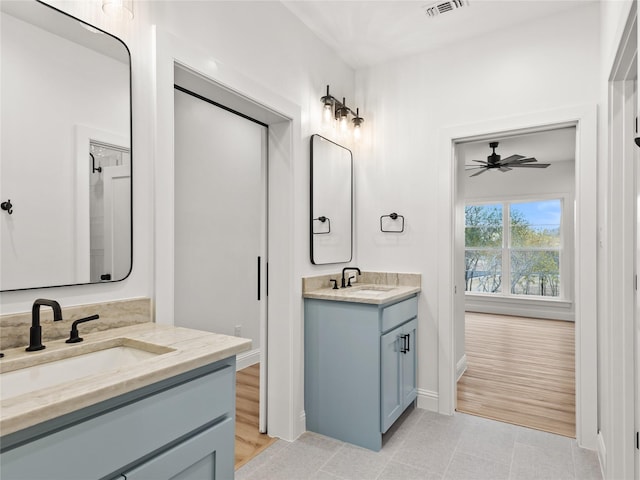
464,193 -> 572,302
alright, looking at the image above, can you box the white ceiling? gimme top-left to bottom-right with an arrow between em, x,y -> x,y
458,126 -> 577,167
281,0 -> 594,69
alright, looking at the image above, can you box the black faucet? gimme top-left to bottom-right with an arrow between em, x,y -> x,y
27,299 -> 63,351
66,314 -> 100,344
341,267 -> 361,288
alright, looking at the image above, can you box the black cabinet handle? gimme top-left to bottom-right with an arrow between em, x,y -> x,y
399,334 -> 407,354
405,333 -> 410,353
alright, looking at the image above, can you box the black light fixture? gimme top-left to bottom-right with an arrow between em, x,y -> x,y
320,85 -> 364,139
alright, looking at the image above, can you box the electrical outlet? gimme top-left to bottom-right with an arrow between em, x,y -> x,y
234,325 -> 242,337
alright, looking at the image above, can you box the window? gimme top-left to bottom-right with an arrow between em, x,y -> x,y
465,199 -> 563,298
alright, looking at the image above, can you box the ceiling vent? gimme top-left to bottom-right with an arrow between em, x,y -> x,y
424,0 -> 468,17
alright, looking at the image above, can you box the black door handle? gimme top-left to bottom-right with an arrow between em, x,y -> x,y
257,256 -> 261,301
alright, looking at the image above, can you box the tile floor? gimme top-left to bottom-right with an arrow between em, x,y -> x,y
236,408 -> 602,480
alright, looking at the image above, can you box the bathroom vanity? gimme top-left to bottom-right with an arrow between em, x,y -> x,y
303,273 -> 420,451
0,323 -> 250,479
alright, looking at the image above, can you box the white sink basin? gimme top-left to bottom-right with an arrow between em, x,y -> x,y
353,286 -> 396,296
0,342 -> 171,400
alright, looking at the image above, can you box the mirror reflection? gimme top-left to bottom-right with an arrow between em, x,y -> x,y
0,1 -> 132,291
310,134 -> 353,265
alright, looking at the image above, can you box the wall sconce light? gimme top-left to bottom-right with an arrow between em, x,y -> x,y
321,85 -> 364,139
102,0 -> 134,20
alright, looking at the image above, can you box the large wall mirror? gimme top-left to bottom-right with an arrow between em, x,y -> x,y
310,134 -> 353,265
0,1 -> 132,291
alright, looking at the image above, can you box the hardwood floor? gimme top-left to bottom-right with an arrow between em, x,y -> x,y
457,312 -> 576,438
235,363 -> 277,470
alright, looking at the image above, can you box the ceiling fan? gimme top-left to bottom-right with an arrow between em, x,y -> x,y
465,141 -> 550,177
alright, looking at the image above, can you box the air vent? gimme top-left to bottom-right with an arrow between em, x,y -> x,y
424,0 -> 468,17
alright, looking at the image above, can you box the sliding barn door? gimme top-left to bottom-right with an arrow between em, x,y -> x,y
173,89 -> 267,420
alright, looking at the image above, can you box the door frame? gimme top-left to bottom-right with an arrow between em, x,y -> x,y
437,105 -> 598,449
152,28 -> 303,441
608,4 -> 638,478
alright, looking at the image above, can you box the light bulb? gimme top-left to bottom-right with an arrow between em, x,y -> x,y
323,104 -> 332,122
354,124 -> 361,140
340,115 -> 348,132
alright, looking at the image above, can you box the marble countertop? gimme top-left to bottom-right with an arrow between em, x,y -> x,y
0,323 -> 251,436
303,283 -> 420,305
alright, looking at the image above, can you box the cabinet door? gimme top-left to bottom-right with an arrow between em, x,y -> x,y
401,318 -> 418,409
381,327 -> 402,433
121,417 -> 234,480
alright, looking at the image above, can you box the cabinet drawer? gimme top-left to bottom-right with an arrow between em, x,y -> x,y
381,296 -> 417,333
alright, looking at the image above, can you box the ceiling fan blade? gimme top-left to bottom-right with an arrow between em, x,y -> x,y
503,156 -> 537,165
465,165 -> 487,169
499,154 -> 524,163
470,168 -> 488,177
508,163 -> 550,168
498,166 -> 512,172
472,159 -> 489,164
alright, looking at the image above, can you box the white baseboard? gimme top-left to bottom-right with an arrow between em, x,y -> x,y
296,411 -> 306,440
236,348 -> 260,370
596,431 -> 606,479
417,388 -> 439,412
465,301 -> 574,322
456,354 -> 468,382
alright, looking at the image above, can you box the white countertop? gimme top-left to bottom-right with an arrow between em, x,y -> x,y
0,323 -> 251,436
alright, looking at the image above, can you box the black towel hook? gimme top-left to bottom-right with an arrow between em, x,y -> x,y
1,199 -> 13,215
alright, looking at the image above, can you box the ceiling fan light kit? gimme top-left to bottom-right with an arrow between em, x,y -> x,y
465,141 -> 551,177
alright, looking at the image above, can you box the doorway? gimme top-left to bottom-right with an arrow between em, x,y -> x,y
154,28 -> 303,443
454,127 -> 577,436
437,105 -> 598,449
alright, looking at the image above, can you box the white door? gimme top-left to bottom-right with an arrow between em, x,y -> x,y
102,164 -> 131,281
174,88 -> 267,430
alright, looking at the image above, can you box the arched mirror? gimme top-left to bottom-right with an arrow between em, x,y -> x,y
0,1 -> 132,291
310,134 -> 353,265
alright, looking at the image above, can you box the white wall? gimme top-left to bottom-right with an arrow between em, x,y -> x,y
355,3 -> 600,403
0,12 -> 128,292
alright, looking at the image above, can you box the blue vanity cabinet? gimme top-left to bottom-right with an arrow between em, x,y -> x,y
304,294 -> 418,451
0,358 -> 237,480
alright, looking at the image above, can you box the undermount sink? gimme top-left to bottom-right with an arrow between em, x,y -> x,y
0,340 -> 173,400
352,286 -> 397,296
